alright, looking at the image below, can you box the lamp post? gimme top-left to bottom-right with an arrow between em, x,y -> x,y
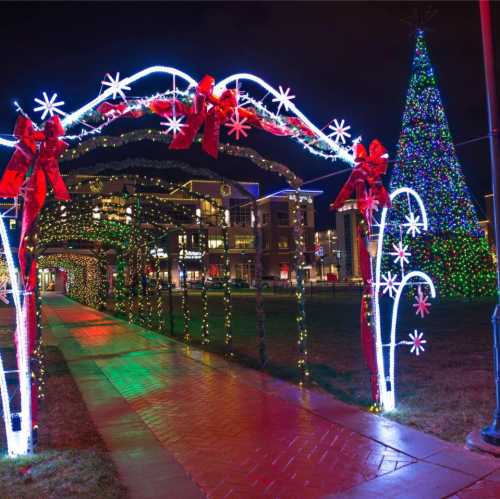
478,0 -> 500,446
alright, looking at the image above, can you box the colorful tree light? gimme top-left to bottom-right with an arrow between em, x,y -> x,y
390,30 -> 495,297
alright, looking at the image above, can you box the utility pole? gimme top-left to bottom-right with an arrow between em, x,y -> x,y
478,0 -> 500,446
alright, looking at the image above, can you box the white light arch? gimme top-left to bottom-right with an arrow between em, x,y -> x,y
0,66 -> 355,165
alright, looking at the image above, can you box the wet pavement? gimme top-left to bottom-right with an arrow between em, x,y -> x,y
44,294 -> 500,498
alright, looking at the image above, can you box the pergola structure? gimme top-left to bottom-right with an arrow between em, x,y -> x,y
0,66 -> 357,456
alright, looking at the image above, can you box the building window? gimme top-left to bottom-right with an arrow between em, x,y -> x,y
208,235 -> 224,249
230,199 -> 251,227
280,263 -> 289,280
235,235 -> 254,249
344,215 -> 352,276
262,234 -> 270,249
235,263 -> 254,282
305,231 -> 314,249
200,199 -> 220,217
277,211 -> 289,226
262,213 -> 270,225
9,219 -> 16,230
278,236 -> 289,249
209,264 -> 223,277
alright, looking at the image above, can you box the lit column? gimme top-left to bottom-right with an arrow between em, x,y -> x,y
292,190 -> 309,383
197,208 -> 209,344
180,232 -> 190,343
222,210 -> 232,351
253,199 -> 267,366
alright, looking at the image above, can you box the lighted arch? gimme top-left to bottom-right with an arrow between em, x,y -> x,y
0,66 -> 355,165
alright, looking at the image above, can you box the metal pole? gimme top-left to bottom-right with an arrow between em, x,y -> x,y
479,0 -> 500,446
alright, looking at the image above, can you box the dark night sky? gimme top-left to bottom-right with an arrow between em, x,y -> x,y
0,1 -> 498,228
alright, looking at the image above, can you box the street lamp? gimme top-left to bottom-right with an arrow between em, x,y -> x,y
478,0 -> 500,446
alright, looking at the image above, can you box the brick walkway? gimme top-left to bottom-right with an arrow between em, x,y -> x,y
43,294 -> 500,498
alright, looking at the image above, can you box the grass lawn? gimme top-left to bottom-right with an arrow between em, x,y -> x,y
0,310 -> 127,498
140,288 -> 497,444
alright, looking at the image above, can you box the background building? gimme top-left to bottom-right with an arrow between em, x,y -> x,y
335,199 -> 362,282
38,177 -> 323,290
314,230 -> 339,281
258,189 -> 321,282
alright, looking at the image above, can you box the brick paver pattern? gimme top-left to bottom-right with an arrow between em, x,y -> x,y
44,296 -> 500,498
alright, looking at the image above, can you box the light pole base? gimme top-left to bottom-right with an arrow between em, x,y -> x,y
480,304 -> 500,446
481,420 -> 500,446
467,430 -> 500,456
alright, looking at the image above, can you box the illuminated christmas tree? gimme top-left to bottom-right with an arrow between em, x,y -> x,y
390,29 -> 495,297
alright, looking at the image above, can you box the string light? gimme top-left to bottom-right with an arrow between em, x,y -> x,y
290,191 -> 309,383
390,29 -> 495,297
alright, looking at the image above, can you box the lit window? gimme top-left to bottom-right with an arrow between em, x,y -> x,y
9,219 -> 16,230
208,235 -> 224,249
235,235 -> 254,249
278,236 -> 289,249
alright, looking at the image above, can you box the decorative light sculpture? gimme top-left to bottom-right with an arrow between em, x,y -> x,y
373,187 -> 436,411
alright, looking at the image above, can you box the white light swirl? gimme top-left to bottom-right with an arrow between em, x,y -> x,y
0,214 -> 31,456
215,73 -> 354,165
62,66 -> 198,127
373,187 -> 431,411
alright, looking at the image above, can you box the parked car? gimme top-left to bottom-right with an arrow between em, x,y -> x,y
230,278 -> 249,289
261,276 -> 287,289
187,280 -> 204,289
207,278 -> 224,290
160,281 -> 175,290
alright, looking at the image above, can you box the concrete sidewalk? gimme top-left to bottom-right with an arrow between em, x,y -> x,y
44,294 -> 500,498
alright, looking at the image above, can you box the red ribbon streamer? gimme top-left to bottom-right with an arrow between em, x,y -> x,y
0,115 -> 70,429
357,226 -> 379,403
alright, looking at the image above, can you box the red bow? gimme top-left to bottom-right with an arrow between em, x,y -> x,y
330,139 -> 390,223
169,75 -> 238,158
0,115 -> 70,203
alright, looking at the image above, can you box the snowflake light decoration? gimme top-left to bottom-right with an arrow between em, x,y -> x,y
33,92 -> 65,120
327,119 -> 351,144
409,330 -> 427,356
413,285 -> 431,318
160,115 -> 187,137
225,110 -> 251,140
360,189 -> 379,213
390,241 -> 411,266
381,271 -> 400,298
101,72 -> 131,100
403,212 -> 423,237
271,86 -> 295,114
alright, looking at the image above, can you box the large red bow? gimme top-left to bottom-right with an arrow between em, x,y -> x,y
330,139 -> 390,223
0,115 -> 70,203
169,75 -> 238,158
